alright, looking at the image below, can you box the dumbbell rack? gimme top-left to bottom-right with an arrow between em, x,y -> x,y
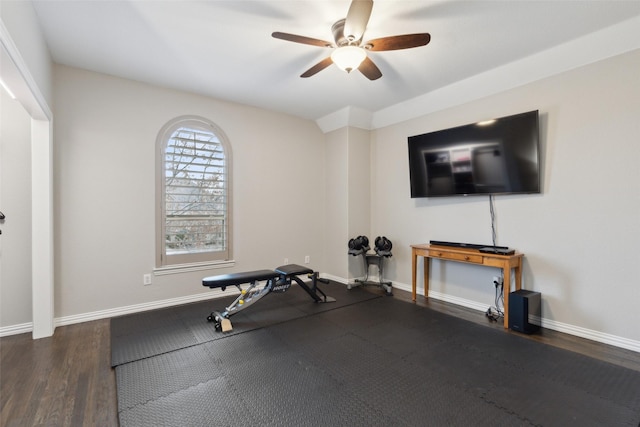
348,249 -> 393,296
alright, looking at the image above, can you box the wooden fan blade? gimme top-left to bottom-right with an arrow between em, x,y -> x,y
272,32 -> 332,48
365,33 -> 431,51
344,0 -> 373,42
358,56 -> 382,81
301,57 -> 334,78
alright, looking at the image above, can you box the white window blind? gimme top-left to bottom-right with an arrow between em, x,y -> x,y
157,118 -> 231,266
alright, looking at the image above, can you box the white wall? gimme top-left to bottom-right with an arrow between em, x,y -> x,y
0,90 -> 33,327
323,127 -> 349,280
52,65 -> 326,319
323,126 -> 372,282
371,49 -> 640,345
346,127 -> 371,280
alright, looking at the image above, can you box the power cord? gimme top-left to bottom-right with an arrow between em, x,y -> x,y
485,276 -> 504,322
486,195 -> 504,322
489,194 -> 497,247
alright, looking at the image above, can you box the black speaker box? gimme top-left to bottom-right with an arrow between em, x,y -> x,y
509,290 -> 541,334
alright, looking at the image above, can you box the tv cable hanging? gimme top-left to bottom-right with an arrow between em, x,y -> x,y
486,194 -> 504,320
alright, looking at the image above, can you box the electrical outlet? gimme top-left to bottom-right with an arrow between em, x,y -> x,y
304,255 -> 310,264
143,274 -> 152,286
493,276 -> 503,287
284,258 -> 289,265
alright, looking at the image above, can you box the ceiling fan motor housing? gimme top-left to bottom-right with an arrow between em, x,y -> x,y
332,19 -> 361,47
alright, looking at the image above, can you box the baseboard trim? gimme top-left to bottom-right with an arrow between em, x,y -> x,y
392,282 -> 490,312
322,273 -> 348,284
2,280 -> 639,353
538,317 -> 640,353
0,322 -> 33,337
54,290 -> 236,328
392,282 -> 640,353
54,279 -> 327,328
0,291 -> 232,337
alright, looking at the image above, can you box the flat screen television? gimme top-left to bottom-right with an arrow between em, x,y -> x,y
408,110 -> 540,198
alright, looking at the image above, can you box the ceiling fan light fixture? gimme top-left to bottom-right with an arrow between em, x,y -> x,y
331,46 -> 366,73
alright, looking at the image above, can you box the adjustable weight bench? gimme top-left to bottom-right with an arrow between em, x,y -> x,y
203,264 -> 335,332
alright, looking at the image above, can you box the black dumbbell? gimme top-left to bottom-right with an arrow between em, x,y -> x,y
375,236 -> 393,256
348,235 -> 370,251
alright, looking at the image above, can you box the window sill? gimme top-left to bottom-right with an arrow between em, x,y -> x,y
154,259 -> 236,276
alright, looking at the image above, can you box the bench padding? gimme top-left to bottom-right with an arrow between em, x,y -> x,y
203,269 -> 279,289
275,264 -> 314,277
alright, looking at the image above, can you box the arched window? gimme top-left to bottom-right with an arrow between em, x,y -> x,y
156,116 -> 232,267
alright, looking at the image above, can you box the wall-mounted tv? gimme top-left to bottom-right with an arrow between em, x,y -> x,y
408,110 -> 540,198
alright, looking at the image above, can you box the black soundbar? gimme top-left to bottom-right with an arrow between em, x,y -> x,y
429,240 -> 510,251
479,247 -> 515,255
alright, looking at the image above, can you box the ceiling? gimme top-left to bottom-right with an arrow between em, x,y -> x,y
30,0 -> 640,123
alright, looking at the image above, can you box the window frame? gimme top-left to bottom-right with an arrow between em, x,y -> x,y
155,116 -> 233,269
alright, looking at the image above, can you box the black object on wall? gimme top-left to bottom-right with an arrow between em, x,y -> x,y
509,290 -> 541,334
408,110 -> 541,198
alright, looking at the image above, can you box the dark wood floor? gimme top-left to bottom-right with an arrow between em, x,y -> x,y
1,319 -> 118,427
2,287 -> 639,426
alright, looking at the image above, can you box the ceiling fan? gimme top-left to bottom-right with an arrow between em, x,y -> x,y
272,0 -> 431,80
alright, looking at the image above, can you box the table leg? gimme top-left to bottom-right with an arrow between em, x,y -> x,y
515,257 -> 522,291
502,264 -> 511,329
424,256 -> 430,299
412,249 -> 417,301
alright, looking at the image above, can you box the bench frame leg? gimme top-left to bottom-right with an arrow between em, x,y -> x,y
207,278 -> 276,330
289,272 -> 336,303
206,267 -> 335,332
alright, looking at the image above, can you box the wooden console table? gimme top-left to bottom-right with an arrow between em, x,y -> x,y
411,243 -> 524,328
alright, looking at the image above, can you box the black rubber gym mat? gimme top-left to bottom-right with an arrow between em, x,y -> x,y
114,295 -> 640,426
110,281 -> 381,366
